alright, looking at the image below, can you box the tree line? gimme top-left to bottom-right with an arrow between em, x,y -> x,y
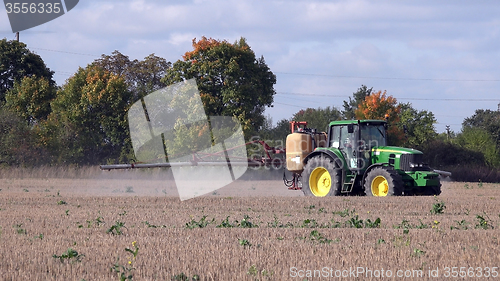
0,37 -> 498,181
0,37 -> 275,167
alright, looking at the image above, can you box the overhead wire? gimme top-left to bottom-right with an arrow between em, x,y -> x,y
276,92 -> 499,102
31,47 -> 100,57
275,72 -> 500,82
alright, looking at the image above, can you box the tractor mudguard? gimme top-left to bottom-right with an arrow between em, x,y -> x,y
303,148 -> 348,171
361,162 -> 392,188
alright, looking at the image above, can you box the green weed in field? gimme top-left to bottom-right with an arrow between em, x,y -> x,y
107,221 -> 127,235
143,221 -> 166,228
364,217 -> 382,228
238,239 -> 252,247
302,230 -> 337,244
185,215 -> 214,229
416,220 -> 429,229
111,241 -> 139,281
430,198 -> 446,214
171,272 -> 200,281
333,208 -> 355,217
346,215 -> 381,228
394,219 -> 411,233
238,215 -> 258,228
53,248 -> 84,263
14,223 -> 26,235
393,235 -> 411,247
247,264 -> 274,280
301,218 -> 319,228
217,216 -> 236,228
450,219 -> 469,230
475,213 -> 494,229
412,248 -> 426,258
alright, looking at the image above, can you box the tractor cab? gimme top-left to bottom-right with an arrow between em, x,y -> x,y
328,120 -> 387,171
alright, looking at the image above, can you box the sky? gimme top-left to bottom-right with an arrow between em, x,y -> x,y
1,0 -> 500,134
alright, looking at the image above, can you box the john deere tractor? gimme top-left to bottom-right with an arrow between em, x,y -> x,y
284,120 -> 441,196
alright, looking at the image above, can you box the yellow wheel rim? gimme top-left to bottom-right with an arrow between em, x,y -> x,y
371,176 -> 389,196
309,167 -> 331,197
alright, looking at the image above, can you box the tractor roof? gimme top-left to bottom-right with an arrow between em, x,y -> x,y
328,119 -> 387,126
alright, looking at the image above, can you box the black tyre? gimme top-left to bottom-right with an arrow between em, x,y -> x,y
302,156 -> 341,197
364,167 -> 403,196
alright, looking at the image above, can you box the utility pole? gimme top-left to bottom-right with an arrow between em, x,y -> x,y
15,32 -> 19,42
446,125 -> 450,141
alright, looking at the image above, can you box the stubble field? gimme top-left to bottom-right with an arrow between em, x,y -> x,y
0,168 -> 500,280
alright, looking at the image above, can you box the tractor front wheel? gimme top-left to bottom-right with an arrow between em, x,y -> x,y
302,156 -> 341,197
364,167 -> 403,196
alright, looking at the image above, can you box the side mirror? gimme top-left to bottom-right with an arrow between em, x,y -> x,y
347,124 -> 354,134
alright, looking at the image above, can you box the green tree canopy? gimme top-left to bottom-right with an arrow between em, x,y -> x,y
342,85 -> 372,119
293,106 -> 341,132
41,65 -> 132,165
93,50 -> 171,102
458,126 -> 500,168
398,102 -> 437,148
0,108 -> 46,166
0,38 -> 55,102
5,75 -> 56,124
162,37 -> 276,138
462,109 -> 500,149
258,116 -> 291,145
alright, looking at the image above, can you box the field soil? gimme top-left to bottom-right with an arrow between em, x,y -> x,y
0,169 -> 500,280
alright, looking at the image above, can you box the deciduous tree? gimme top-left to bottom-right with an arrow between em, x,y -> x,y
0,108 -> 47,166
355,90 -> 404,146
398,103 -> 437,148
5,76 -> 56,124
462,109 -> 500,149
293,106 -> 341,132
457,127 -> 500,168
0,39 -> 55,102
42,65 -> 131,165
94,50 -> 171,101
162,37 -> 276,138
342,85 -> 372,119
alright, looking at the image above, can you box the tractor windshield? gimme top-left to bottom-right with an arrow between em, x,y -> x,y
360,124 -> 386,148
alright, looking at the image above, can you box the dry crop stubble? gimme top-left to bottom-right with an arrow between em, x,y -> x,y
0,177 -> 499,280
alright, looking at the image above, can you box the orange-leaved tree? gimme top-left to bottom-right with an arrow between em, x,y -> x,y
355,90 -> 405,146
162,36 -> 276,139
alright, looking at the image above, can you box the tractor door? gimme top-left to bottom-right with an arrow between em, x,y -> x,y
330,124 -> 370,170
339,125 -> 359,169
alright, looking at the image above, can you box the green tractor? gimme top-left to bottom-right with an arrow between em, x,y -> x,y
284,120 -> 442,197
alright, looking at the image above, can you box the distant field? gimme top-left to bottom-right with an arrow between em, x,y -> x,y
0,173 -> 499,280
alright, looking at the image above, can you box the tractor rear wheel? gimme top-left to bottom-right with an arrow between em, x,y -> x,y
364,167 -> 403,196
302,156 -> 341,197
424,185 -> 442,196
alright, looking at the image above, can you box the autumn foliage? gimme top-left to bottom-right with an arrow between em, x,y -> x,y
355,90 -> 405,146
163,36 -> 276,138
